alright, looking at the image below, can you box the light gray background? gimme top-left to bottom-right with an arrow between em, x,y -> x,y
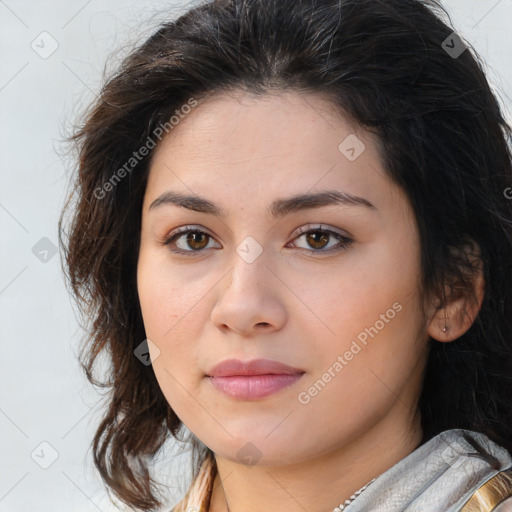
1,1 -> 511,511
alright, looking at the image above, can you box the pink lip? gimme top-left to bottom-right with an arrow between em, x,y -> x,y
205,358 -> 305,400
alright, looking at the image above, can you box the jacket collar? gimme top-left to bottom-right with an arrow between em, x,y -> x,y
347,429 -> 512,511
172,429 -> 512,512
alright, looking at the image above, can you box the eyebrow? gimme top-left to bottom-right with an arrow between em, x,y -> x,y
148,189 -> 377,218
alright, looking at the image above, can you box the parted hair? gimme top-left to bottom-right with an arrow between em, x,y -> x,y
58,0 -> 512,510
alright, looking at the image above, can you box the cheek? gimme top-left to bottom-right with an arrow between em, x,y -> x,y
137,253 -> 203,420
298,257 -> 408,347
304,238 -> 425,383
137,248 -> 206,339
137,248 -> 211,388
137,275 -> 178,341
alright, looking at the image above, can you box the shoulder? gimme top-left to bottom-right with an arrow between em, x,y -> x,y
170,452 -> 216,512
461,468 -> 512,511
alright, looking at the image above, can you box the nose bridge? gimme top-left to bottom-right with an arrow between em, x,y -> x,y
227,234 -> 268,291
209,234 -> 287,334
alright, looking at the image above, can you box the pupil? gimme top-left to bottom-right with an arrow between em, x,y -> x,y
308,231 -> 328,248
188,232 -> 207,249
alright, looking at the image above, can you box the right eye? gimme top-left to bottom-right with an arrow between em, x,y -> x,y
162,226 -> 221,255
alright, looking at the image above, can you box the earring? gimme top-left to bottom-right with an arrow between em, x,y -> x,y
442,311 -> 448,333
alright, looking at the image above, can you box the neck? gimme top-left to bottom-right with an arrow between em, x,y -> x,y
208,412 -> 423,512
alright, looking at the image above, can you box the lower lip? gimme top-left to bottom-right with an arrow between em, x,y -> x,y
207,373 -> 304,400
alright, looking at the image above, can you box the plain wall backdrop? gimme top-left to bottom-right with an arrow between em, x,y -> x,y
1,0 -> 511,511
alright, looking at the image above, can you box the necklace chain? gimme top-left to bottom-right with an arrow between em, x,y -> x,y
333,477 -> 377,511
224,476 -> 377,512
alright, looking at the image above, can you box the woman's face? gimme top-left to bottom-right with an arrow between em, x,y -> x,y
137,90 -> 430,465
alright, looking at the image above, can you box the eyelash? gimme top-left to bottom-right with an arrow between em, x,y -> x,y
160,224 -> 354,256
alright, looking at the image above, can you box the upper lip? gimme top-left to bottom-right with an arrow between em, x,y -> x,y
206,358 -> 305,377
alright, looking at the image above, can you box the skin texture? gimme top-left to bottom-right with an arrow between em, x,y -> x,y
137,90 -> 484,512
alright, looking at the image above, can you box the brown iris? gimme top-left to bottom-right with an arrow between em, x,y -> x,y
304,231 -> 330,250
186,231 -> 209,250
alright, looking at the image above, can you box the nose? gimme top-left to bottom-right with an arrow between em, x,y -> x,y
210,250 -> 287,337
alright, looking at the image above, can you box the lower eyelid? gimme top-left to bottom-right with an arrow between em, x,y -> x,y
163,227 -> 353,254
164,229 -> 219,252
290,231 -> 353,251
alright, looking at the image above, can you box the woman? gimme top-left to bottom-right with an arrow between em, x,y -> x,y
59,0 -> 512,510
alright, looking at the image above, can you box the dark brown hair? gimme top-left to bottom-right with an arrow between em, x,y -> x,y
58,0 -> 512,510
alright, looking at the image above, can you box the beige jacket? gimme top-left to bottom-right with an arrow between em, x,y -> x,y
171,429 -> 512,512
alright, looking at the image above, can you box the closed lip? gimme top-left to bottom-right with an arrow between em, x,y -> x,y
206,358 -> 305,377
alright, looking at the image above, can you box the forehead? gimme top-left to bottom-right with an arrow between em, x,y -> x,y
152,89 -> 363,160
144,89 -> 402,217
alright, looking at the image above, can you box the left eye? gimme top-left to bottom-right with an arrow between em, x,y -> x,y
290,226 -> 353,252
163,228 -> 220,253
162,225 -> 353,255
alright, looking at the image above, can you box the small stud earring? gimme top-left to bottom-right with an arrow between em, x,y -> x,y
442,311 -> 448,333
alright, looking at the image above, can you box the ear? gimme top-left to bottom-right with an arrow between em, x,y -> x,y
427,239 -> 485,342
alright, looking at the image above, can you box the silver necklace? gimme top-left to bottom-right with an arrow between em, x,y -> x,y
333,477 -> 377,511
225,476 -> 377,512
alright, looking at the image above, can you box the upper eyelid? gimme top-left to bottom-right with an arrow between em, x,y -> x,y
163,224 -> 353,249
293,223 -> 351,239
164,223 -> 351,240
